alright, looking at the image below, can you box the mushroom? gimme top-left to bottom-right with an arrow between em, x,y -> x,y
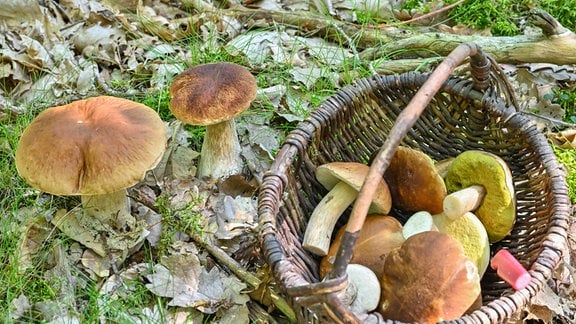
320,215 -> 404,280
401,210 -> 437,239
403,210 -> 490,277
434,156 -> 454,179
303,162 -> 392,256
169,62 -> 257,179
444,150 -> 516,242
383,146 -> 446,214
379,231 -> 482,322
338,264 -> 381,317
15,96 -> 167,229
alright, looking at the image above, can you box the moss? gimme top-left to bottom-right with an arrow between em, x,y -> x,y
442,0 -> 576,36
446,0 -> 522,36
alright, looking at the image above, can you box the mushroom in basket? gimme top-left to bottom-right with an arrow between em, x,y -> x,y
443,150 -> 516,242
320,215 -> 405,280
403,210 -> 491,277
379,231 -> 482,322
383,146 -> 447,215
302,162 -> 392,256
339,264 -> 381,318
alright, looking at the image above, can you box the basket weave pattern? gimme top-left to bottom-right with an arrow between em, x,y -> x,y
258,71 -> 570,323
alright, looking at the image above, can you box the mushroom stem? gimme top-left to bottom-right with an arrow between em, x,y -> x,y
402,211 -> 437,239
443,185 -> 486,220
303,181 -> 358,256
196,120 -> 243,179
81,189 -> 135,230
339,264 -> 380,316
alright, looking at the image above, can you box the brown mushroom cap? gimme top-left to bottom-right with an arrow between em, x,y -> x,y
320,215 -> 404,280
15,96 -> 167,195
384,146 -> 446,214
316,162 -> 392,214
379,231 -> 481,322
169,62 -> 257,126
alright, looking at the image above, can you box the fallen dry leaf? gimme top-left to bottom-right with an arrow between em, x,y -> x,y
549,128 -> 576,149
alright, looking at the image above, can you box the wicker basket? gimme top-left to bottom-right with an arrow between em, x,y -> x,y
257,44 -> 571,323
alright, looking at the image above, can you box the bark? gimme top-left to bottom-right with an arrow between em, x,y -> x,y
360,29 -> 576,65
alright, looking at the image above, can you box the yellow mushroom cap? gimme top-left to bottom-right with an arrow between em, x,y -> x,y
444,150 -> 516,242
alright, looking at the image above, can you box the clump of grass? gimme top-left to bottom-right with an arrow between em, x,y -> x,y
544,88 -> 576,123
154,192 -> 205,256
552,145 -> 576,204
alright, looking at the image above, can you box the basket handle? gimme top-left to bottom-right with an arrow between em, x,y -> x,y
328,43 -> 493,280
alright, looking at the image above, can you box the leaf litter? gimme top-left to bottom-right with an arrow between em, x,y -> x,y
3,0 -> 576,322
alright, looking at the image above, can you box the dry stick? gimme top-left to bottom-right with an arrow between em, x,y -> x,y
383,0 -> 465,27
329,43 -> 484,279
189,231 -> 297,322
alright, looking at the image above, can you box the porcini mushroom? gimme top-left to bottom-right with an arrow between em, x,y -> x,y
444,150 -> 516,242
15,96 -> 167,230
169,62 -> 257,179
403,210 -> 490,276
383,146 -> 446,214
303,162 -> 392,256
338,264 -> 381,317
401,210 -> 437,239
320,215 -> 404,280
379,231 -> 482,322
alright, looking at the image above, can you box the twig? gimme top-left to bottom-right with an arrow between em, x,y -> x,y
521,111 -> 576,128
189,230 -> 297,322
137,196 -> 296,322
384,0 -> 465,27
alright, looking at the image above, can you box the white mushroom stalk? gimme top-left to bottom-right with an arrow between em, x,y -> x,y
303,181 -> 358,256
81,189 -> 133,229
339,264 -> 380,316
196,118 -> 243,180
302,162 -> 391,256
443,185 -> 486,220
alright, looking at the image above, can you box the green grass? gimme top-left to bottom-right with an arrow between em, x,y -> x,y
544,88 -> 576,123
552,145 -> 576,204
